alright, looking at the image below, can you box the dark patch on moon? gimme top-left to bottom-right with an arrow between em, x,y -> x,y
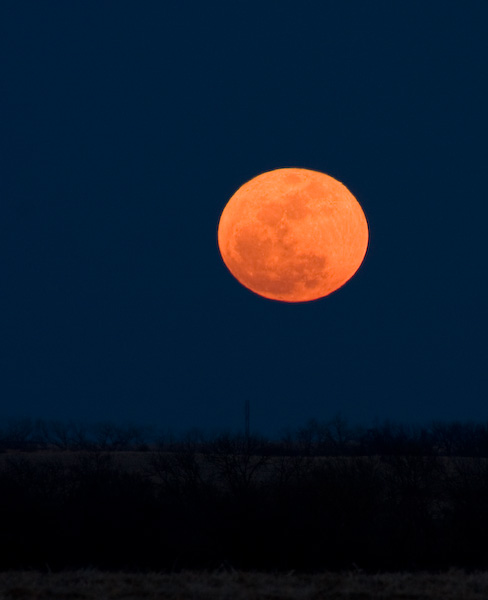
282,192 -> 309,220
256,203 -> 284,227
257,193 -> 310,227
232,225 -> 327,298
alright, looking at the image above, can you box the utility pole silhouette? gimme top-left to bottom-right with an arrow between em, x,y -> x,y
244,398 -> 250,449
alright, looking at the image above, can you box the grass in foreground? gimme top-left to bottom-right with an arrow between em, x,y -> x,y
1,569 -> 488,600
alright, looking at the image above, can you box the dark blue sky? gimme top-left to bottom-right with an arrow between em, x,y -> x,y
1,1 -> 487,436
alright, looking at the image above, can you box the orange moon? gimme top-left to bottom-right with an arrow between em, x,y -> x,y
217,168 -> 369,303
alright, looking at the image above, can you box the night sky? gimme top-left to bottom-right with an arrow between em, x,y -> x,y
1,1 -> 487,437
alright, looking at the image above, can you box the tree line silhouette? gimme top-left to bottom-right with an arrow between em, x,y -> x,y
3,416 -> 488,456
1,416 -> 488,572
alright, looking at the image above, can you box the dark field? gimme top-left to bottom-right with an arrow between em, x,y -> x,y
1,569 -> 488,600
2,419 -> 488,574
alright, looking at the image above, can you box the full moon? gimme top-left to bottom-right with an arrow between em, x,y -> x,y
217,168 -> 369,303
